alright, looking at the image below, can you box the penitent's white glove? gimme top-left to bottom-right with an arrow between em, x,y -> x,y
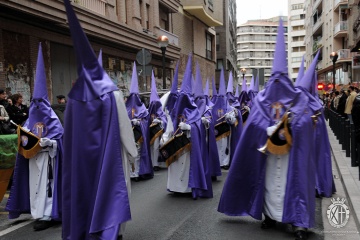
225,111 -> 236,125
244,106 -> 250,113
39,138 -> 54,147
152,118 -> 162,124
201,117 -> 210,129
178,122 -> 191,131
131,119 -> 140,126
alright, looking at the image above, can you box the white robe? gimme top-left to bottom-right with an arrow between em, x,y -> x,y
114,90 -> 138,234
217,137 -> 230,167
29,140 -> 57,220
160,120 -> 191,193
264,153 -> 289,222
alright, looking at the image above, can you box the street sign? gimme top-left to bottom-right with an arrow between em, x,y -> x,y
138,65 -> 153,76
136,48 -> 152,65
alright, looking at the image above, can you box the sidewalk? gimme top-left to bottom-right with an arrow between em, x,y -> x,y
325,122 -> 360,239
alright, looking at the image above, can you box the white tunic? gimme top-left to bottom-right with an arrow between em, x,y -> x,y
114,90 -> 138,235
263,153 -> 289,222
29,141 -> 57,220
217,137 -> 230,167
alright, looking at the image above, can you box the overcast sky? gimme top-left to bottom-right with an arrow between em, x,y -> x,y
236,0 -> 289,25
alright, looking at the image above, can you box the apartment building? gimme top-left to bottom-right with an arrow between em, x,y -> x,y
288,0 -> 306,81
0,0 -> 222,105
348,0 -> 360,82
304,0 -> 352,90
237,16 -> 288,85
215,0 -> 237,88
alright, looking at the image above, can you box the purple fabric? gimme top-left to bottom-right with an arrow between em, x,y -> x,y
218,69 -> 226,96
218,91 -> 317,228
235,84 -> 239,98
98,49 -> 103,67
238,91 -> 250,107
227,72 -> 234,94
171,61 -> 179,93
248,75 -> 254,92
126,93 -> 153,177
295,56 -> 305,84
62,1 -> 131,238
204,79 -> 210,96
63,94 -> 131,239
150,71 -> 160,103
241,77 -> 247,92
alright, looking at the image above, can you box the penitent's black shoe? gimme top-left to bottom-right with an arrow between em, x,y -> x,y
33,220 -> 54,231
261,216 -> 276,229
294,230 -> 308,240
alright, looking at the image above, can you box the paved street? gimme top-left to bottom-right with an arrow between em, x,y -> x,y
1,126 -> 360,240
0,168 -> 323,240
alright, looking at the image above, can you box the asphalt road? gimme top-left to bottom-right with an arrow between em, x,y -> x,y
0,168 -> 325,240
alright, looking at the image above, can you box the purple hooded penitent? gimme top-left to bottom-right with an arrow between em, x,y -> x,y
62,1 -> 131,239
247,75 -> 257,104
6,43 -> 64,220
194,63 -> 221,179
218,19 -> 319,229
238,76 -> 249,107
171,54 -> 211,198
126,62 -> 153,178
295,51 -> 335,197
149,70 -> 167,131
226,71 -> 240,108
295,56 -> 305,85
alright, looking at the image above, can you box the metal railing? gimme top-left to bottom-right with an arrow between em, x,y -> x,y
334,21 -> 348,34
327,109 -> 359,180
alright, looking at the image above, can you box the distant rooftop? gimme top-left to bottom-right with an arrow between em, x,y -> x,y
239,16 -> 288,26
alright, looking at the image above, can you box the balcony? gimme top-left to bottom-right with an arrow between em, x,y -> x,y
337,49 -> 351,61
313,14 -> 323,34
313,0 -> 322,12
157,28 -> 179,46
182,0 -> 222,26
334,21 -> 348,38
334,0 -> 348,12
313,38 -> 323,53
76,0 -> 106,15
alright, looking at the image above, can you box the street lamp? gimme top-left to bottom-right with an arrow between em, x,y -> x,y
157,35 -> 169,89
240,67 -> 246,79
330,51 -> 338,91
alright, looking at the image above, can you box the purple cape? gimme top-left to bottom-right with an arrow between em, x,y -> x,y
63,94 -> 131,239
296,86 -> 335,197
218,77 -> 318,228
126,93 -> 153,178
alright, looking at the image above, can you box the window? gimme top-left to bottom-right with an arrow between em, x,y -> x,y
217,59 -> 223,70
159,4 -> 170,31
216,34 -> 220,51
206,32 -> 213,60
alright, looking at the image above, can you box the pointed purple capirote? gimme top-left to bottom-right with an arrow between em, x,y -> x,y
98,49 -> 103,67
272,18 -> 287,74
150,70 -> 160,102
171,61 -> 179,93
241,77 -> 247,92
64,0 -> 117,102
219,68 -> 226,96
212,76 -> 218,96
248,75 -> 254,92
192,74 -> 196,95
235,83 -> 239,97
28,43 -> 63,140
295,56 -> 305,85
32,43 -> 48,101
130,62 -> 139,94
227,72 -> 234,93
194,62 -> 204,97
297,51 -> 320,97
181,54 -> 192,93
204,79 -> 210,96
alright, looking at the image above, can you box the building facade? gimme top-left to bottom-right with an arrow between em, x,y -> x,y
0,0 -> 222,105
215,0 -> 237,88
304,0 -> 353,90
348,0 -> 360,82
237,16 -> 288,85
288,0 -> 306,81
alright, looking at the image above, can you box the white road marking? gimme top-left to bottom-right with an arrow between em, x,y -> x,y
0,219 -> 34,236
